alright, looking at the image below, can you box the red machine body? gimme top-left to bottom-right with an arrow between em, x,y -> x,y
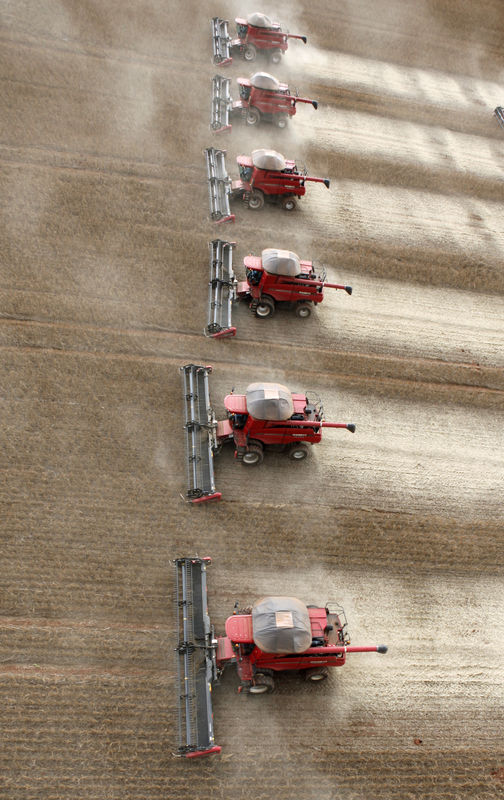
212,14 -> 307,67
211,73 -> 317,133
234,76 -> 317,128
232,16 -> 306,64
216,601 -> 388,692
237,251 -> 352,320
233,151 -> 330,211
215,383 -> 355,465
205,242 -> 352,338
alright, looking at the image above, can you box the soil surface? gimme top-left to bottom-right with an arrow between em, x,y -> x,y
1,1 -> 503,799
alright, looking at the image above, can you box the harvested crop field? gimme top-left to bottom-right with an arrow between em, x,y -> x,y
1,1 -> 503,799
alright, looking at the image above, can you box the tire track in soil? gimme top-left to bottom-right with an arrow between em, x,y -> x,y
1,314 -> 503,383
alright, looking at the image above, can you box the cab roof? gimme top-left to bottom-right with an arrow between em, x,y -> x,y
246,382 -> 294,420
262,248 -> 301,277
251,148 -> 286,171
252,596 -> 312,654
247,12 -> 273,28
250,71 -> 280,91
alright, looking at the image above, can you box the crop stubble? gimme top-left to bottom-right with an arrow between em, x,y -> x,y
0,0 -> 503,799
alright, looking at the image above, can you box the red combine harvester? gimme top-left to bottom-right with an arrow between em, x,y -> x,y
206,240 -> 352,338
212,13 -> 307,66
180,364 -> 355,502
205,147 -> 330,223
174,557 -> 388,757
211,72 -> 317,132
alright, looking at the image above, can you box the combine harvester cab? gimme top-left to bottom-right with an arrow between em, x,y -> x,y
236,148 -> 330,212
174,557 -> 388,755
205,147 -> 235,223
205,147 -> 330,219
180,364 -> 356,500
174,557 -> 221,758
494,106 -> 504,128
211,72 -> 318,132
211,13 -> 307,65
180,364 -> 221,503
240,248 -> 352,321
204,243 -> 352,336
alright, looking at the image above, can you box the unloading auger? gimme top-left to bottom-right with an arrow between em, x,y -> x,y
206,239 -> 237,337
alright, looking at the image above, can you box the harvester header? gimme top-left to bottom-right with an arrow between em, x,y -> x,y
205,147 -> 234,223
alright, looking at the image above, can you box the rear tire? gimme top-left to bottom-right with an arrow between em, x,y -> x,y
281,196 -> 296,211
295,302 -> 312,318
287,443 -> 309,461
243,44 -> 257,61
255,295 -> 275,318
250,673 -> 275,694
246,107 -> 261,126
248,190 -> 264,210
304,667 -> 329,682
275,114 -> 288,129
269,48 -> 282,64
242,442 -> 264,466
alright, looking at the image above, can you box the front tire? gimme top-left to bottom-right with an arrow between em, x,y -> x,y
275,113 -> 288,129
269,48 -> 282,64
248,190 -> 264,210
243,44 -> 257,61
246,107 -> 261,126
